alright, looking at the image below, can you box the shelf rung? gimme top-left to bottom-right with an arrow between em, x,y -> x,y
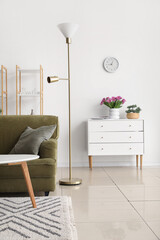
18,69 -> 40,73
18,93 -> 40,97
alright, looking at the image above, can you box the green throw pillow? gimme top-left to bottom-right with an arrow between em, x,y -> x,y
10,125 -> 56,155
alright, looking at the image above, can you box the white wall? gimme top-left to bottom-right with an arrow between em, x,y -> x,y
0,0 -> 160,167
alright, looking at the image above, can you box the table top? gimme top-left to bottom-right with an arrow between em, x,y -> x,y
0,154 -> 39,164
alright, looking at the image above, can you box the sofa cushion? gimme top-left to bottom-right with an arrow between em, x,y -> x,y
0,177 -> 56,192
39,138 -> 57,160
10,125 -> 56,154
0,158 -> 56,178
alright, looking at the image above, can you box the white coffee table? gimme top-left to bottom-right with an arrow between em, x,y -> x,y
0,154 -> 39,208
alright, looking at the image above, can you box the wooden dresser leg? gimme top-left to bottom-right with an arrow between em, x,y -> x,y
136,155 -> 139,167
89,156 -> 92,170
140,155 -> 143,170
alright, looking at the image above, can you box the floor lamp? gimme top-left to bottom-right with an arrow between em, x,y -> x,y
47,23 -> 82,186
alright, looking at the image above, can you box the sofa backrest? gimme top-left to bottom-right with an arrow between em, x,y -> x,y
0,115 -> 59,154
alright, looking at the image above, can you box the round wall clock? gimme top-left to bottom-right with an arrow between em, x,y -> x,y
103,57 -> 119,73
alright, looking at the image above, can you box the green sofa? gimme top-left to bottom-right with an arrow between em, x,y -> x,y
0,115 -> 59,194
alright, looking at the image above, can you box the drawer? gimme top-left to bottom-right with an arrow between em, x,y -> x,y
89,132 -> 144,143
88,143 -> 144,155
88,120 -> 143,132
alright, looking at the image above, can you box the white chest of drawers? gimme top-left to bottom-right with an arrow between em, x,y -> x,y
88,119 -> 144,169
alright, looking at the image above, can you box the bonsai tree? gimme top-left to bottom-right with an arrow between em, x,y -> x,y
126,105 -> 141,113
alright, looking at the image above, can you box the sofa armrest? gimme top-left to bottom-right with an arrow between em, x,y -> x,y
39,139 -> 57,160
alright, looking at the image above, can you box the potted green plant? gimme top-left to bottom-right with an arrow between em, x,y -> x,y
100,96 -> 126,119
126,105 -> 141,119
0,109 -> 2,115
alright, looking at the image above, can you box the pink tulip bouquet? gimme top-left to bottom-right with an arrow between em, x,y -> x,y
100,96 -> 126,108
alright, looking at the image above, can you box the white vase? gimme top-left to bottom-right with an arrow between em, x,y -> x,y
109,108 -> 120,119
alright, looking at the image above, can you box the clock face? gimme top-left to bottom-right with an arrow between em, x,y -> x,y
103,57 -> 119,73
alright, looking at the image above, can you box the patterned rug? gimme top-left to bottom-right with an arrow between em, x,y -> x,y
0,196 -> 78,240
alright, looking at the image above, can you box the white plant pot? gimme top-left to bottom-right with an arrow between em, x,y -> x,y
109,108 -> 120,119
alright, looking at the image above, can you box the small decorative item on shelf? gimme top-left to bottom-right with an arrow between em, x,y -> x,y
100,96 -> 126,119
126,105 -> 142,119
31,109 -> 34,115
0,109 -> 2,115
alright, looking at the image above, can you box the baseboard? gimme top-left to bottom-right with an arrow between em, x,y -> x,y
58,161 -> 160,167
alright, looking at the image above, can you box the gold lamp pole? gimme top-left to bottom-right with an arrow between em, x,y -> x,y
47,23 -> 82,186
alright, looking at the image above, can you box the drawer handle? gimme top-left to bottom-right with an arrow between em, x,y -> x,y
101,148 -> 104,150
101,125 -> 103,128
101,137 -> 104,139
129,124 -> 132,127
129,147 -> 132,150
129,136 -> 132,139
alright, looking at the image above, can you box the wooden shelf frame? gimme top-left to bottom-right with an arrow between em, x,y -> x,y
1,65 -> 8,115
16,65 -> 43,115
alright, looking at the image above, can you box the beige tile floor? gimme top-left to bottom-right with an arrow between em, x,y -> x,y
50,167 -> 160,240
1,167 -> 160,239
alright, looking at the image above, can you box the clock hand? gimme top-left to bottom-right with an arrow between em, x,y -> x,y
109,60 -> 113,66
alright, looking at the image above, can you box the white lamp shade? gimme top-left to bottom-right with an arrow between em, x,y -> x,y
57,23 -> 79,38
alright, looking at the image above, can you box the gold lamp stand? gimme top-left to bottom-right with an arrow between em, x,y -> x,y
47,23 -> 82,186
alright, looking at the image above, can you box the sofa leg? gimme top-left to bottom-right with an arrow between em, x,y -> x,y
45,191 -> 49,196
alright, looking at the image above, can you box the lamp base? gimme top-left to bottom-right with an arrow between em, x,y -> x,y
59,178 -> 82,186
